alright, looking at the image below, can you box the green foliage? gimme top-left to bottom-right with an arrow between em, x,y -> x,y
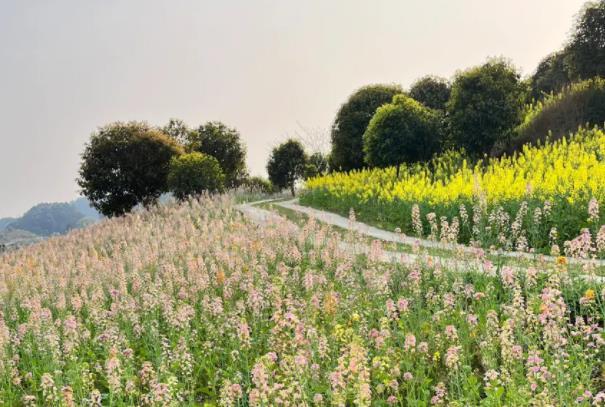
530,52 -> 572,100
409,75 -> 451,110
78,122 -> 183,217
505,77 -> 605,154
188,122 -> 248,188
447,59 -> 527,157
162,118 -> 193,145
167,152 -> 225,200
330,84 -> 403,172
566,0 -> 605,81
267,139 -> 307,196
304,152 -> 329,179
241,176 -> 275,194
363,94 -> 442,172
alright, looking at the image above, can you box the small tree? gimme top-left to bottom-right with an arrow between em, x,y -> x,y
167,152 -> 225,200
330,84 -> 403,171
409,76 -> 451,111
78,122 -> 182,217
363,94 -> 442,176
447,59 -> 527,157
267,139 -> 307,196
188,122 -> 248,188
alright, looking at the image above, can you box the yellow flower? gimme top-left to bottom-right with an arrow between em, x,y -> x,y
584,289 -> 596,301
433,351 -> 440,362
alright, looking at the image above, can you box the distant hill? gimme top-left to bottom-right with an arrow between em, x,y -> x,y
0,217 -> 15,231
0,198 -> 102,250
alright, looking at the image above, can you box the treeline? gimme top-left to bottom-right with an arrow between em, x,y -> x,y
327,0 -> 605,173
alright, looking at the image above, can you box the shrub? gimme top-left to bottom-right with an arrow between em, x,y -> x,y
188,122 -> 248,188
363,94 -> 442,175
241,176 -> 275,194
168,152 -> 224,200
503,77 -> 605,154
78,122 -> 183,217
447,59 -> 527,157
330,84 -> 403,171
409,75 -> 451,110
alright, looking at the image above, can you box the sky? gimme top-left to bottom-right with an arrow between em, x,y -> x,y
0,0 -> 587,218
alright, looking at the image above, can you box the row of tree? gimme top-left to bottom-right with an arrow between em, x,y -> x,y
329,0 -> 605,172
78,120 -> 248,217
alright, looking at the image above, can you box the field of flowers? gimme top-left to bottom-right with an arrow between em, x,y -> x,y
302,128 -> 605,256
0,196 -> 604,405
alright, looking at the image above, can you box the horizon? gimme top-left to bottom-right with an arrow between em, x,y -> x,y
0,0 -> 586,218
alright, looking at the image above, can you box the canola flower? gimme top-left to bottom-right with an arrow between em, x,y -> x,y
0,195 -> 604,405
302,128 -> 605,253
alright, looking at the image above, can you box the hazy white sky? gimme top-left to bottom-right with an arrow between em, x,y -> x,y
0,0 -> 586,217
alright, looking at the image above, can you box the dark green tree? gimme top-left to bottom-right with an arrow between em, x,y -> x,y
330,84 -> 403,172
530,52 -> 572,100
78,122 -> 182,217
188,122 -> 248,188
409,76 -> 451,111
167,152 -> 224,200
566,1 -> 605,81
447,59 -> 527,157
363,94 -> 442,176
267,139 -> 307,196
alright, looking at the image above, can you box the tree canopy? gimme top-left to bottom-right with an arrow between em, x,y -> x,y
167,152 -> 224,200
447,59 -> 527,157
330,84 -> 402,172
363,94 -> 442,174
188,122 -> 248,188
78,122 -> 182,217
409,76 -> 451,111
267,139 -> 307,196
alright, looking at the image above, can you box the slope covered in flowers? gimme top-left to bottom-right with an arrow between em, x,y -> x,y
302,128 -> 605,255
0,196 -> 604,405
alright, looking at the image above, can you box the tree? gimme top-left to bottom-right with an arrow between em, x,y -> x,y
409,76 -> 451,111
188,122 -> 248,188
267,139 -> 307,196
363,94 -> 442,176
78,122 -> 182,217
162,118 -> 193,145
530,52 -> 572,100
330,84 -> 403,172
566,0 -> 605,81
304,152 -> 329,179
167,152 -> 224,200
447,59 -> 527,157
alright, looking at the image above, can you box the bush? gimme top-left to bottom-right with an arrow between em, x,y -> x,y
78,122 -> 183,217
168,152 -> 224,200
363,95 -> 442,174
241,176 -> 275,194
188,122 -> 248,188
330,84 -> 403,171
409,75 -> 451,110
447,59 -> 527,157
267,139 -> 307,196
502,77 -> 605,154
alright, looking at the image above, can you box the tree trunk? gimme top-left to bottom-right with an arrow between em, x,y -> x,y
396,164 -> 400,179
290,183 -> 296,197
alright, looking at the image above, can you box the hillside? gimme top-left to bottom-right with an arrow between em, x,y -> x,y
0,195 -> 603,405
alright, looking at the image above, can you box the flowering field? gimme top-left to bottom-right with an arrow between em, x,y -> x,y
0,196 -> 604,405
302,128 -> 605,256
